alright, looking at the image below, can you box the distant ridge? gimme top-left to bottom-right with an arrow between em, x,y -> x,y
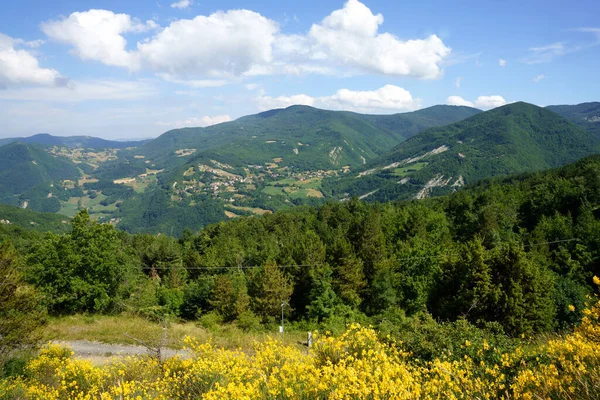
547,102 -> 600,139
0,133 -> 149,149
322,102 -> 599,202
137,104 -> 482,169
0,142 -> 81,212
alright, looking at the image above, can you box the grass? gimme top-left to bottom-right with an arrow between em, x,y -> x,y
228,205 -> 272,216
43,314 -> 307,352
262,186 -> 285,196
59,193 -> 118,220
264,177 -> 323,200
271,177 -> 322,189
59,202 -> 80,218
288,188 -> 324,199
393,162 -> 429,177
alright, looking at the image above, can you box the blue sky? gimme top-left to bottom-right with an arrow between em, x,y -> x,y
0,0 -> 598,139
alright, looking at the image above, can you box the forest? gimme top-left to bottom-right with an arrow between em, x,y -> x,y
1,154 -> 600,398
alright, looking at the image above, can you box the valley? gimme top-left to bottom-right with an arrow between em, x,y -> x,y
1,102 -> 599,234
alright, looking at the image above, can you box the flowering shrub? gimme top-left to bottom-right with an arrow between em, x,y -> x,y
2,277 -> 599,399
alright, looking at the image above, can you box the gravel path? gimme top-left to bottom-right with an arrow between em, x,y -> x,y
52,340 -> 189,365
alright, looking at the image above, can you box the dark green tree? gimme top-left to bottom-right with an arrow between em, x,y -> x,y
0,241 -> 46,364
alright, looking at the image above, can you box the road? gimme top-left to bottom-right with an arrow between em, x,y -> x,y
52,340 -> 189,365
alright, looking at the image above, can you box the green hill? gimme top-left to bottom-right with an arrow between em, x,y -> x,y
0,143 -> 82,212
322,102 -> 599,202
547,102 -> 600,139
0,204 -> 71,233
136,105 -> 481,169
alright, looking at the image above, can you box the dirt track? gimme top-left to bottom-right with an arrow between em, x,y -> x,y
52,340 -> 189,365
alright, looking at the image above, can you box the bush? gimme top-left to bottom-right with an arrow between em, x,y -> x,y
236,310 -> 262,332
198,311 -> 223,330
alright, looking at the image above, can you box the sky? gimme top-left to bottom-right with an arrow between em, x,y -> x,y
0,0 -> 599,139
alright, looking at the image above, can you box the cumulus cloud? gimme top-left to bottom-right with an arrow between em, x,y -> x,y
41,9 -> 158,70
446,95 -> 507,110
256,94 -> 315,110
283,0 -> 451,79
156,114 -> 232,129
40,1 -> 450,83
474,95 -> 507,109
171,0 -> 192,9
498,58 -> 507,67
257,85 -> 420,114
138,10 -> 278,79
321,85 -> 420,112
0,33 -> 64,87
446,95 -> 474,107
532,74 -> 546,83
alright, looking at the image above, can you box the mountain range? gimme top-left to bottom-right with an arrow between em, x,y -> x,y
322,102 -> 599,202
547,102 -> 600,140
0,101 -> 598,234
133,104 -> 482,170
0,134 -> 148,149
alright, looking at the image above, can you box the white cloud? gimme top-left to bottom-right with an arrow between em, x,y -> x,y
0,33 -> 64,87
455,77 -> 462,88
170,0 -> 192,9
256,94 -> 315,110
322,85 -> 420,113
573,27 -> 600,40
446,95 -> 507,110
257,85 -> 420,114
199,115 -> 232,126
0,79 -> 156,102
524,42 -> 565,64
138,10 -> 278,79
41,10 -> 158,70
156,114 -> 232,129
498,58 -> 507,67
524,29 -> 600,64
39,2 -> 451,83
474,95 -> 507,109
446,95 -> 474,107
532,74 -> 546,83
296,0 -> 451,79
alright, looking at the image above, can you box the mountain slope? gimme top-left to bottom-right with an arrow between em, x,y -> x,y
547,102 -> 600,139
0,134 -> 148,149
0,143 -> 82,212
0,204 -> 71,233
136,105 -> 481,169
322,102 -> 599,202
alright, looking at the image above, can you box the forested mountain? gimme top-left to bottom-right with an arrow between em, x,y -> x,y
0,143 -> 82,212
0,204 -> 70,234
10,154 -> 600,338
547,102 -> 600,139
322,102 -> 599,202
136,105 -> 481,169
0,134 -> 148,149
1,102 -> 598,235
